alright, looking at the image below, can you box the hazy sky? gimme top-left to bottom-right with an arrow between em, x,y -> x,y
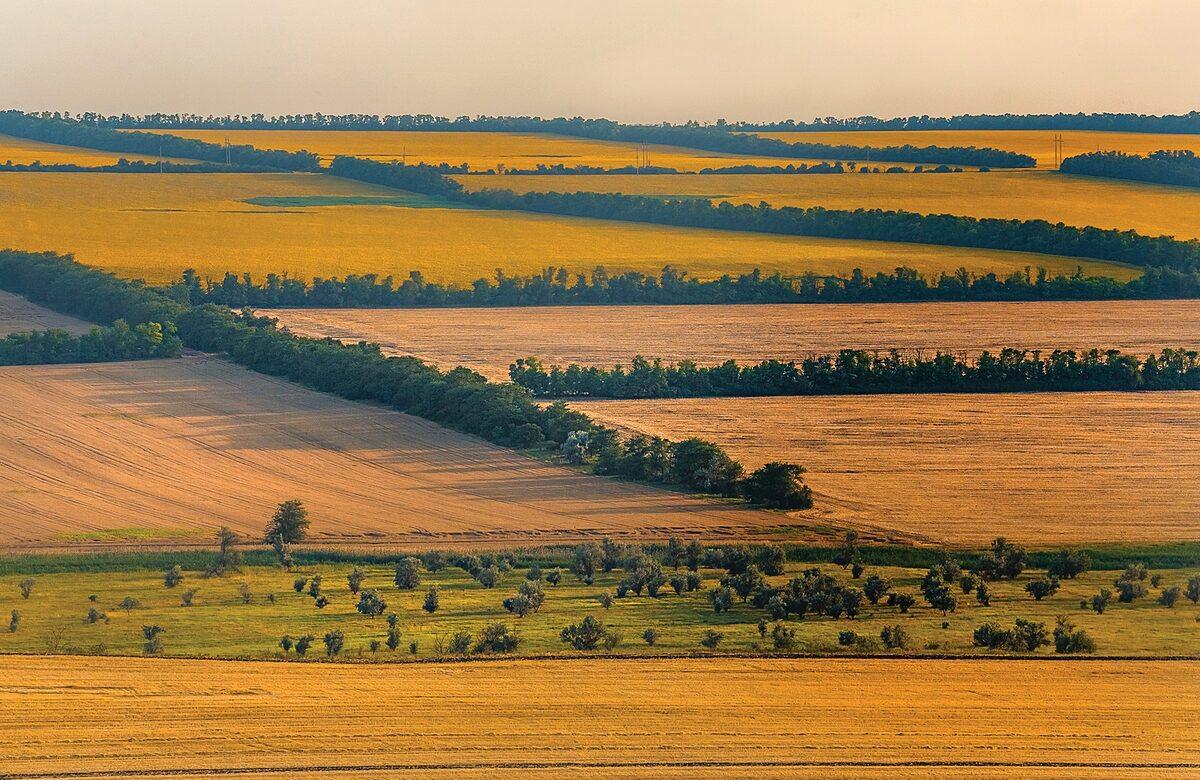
3,0 -> 1197,123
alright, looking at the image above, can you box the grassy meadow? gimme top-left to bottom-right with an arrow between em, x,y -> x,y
0,171 -> 1136,284
456,169 -> 1200,240
1,558 -> 1196,659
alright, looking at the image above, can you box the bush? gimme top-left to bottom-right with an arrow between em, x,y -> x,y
570,542 -> 602,584
838,630 -> 858,646
1047,549 -> 1091,579
972,622 -> 1012,650
8,610 -> 18,633
1053,616 -> 1096,654
1116,580 -> 1147,603
896,594 -> 915,613
421,550 -> 447,572
709,585 -> 735,613
642,628 -> 658,646
880,624 -> 909,649
294,634 -> 314,656
314,595 -> 329,609
394,557 -> 422,590
851,562 -> 864,579
423,586 -> 440,614
475,566 -> 500,589
84,607 -> 108,624
239,582 -> 252,604
474,623 -> 521,653
959,574 -> 979,594
323,628 -> 345,657
740,462 -> 813,508
1009,619 -> 1050,652
700,629 -> 724,649
560,615 -> 611,650
686,572 -> 702,591
205,527 -> 242,577
118,596 -> 140,613
369,639 -> 381,654
180,588 -> 197,607
292,577 -> 307,593
1187,576 -> 1200,604
18,578 -> 33,599
356,589 -> 387,617
670,575 -> 687,595
1159,585 -> 1181,607
279,635 -> 293,654
142,625 -> 165,655
164,565 -> 183,588
386,613 -> 401,650
977,538 -> 1026,580
1151,574 -> 1163,588
347,569 -> 365,594
546,569 -> 562,586
975,581 -> 991,606
1025,576 -> 1061,601
503,580 -> 546,617
771,623 -> 797,650
525,564 -> 543,581
863,574 -> 891,604
1091,588 -> 1113,614
307,575 -> 323,598
409,641 -> 419,654
447,631 -> 472,656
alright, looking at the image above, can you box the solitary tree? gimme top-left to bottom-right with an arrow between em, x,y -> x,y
264,499 -> 310,544
386,613 -> 401,650
118,596 -> 140,614
642,627 -> 659,646
347,569 -> 366,594
8,610 -> 19,633
294,634 -> 314,656
18,578 -> 34,599
163,566 -> 183,588
394,557 -> 421,590
206,527 -> 242,576
323,628 -> 345,657
279,635 -> 293,654
560,615 -> 609,650
863,574 -> 891,605
142,625 -> 165,655
422,586 -> 440,614
356,589 -> 387,617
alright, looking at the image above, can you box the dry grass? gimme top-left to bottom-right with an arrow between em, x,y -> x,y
1,655 -> 1195,777
579,392 -> 1200,545
755,129 -> 1200,168
264,299 -> 1200,381
457,169 -> 1200,240
133,128 -> 843,172
0,355 -> 797,549
0,290 -> 94,336
0,171 -> 1133,285
0,132 -> 181,166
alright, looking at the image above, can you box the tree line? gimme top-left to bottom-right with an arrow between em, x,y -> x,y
76,112 -> 1036,168
734,111 -> 1200,134
323,157 -> 1200,273
169,264 -> 1200,308
509,348 -> 1200,399
1061,150 -> 1200,189
0,159 -> 279,174
0,320 -> 181,366
0,249 -> 810,509
0,111 -> 320,171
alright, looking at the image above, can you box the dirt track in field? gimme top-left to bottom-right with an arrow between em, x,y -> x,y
579,392 -> 1200,545
0,355 -> 813,549
0,655 -> 1195,778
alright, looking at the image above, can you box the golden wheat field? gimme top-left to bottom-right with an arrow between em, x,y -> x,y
753,129 -> 1200,168
0,171 -> 1135,284
0,355 -> 801,550
0,289 -> 93,335
264,299 -> 1200,382
579,392 -> 1200,546
456,169 -> 1200,240
0,132 -> 183,166
1,655 -> 1195,778
133,128 -> 844,172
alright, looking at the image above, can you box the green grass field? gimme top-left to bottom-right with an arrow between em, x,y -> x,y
2,557 -> 1196,660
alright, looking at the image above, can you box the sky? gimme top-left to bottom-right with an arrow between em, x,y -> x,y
2,0 -> 1197,123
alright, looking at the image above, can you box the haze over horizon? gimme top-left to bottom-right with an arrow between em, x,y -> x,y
3,0 -> 1198,124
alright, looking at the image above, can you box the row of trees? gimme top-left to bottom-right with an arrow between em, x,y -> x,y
0,159 -> 278,174
509,348 -> 1200,398
1062,150 -> 1200,189
74,111 -> 1035,168
733,111 -> 1200,134
0,251 -> 807,508
172,264 -> 1200,308
0,111 -> 319,171
0,320 -> 181,365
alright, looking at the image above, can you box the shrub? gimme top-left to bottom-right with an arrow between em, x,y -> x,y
686,572 -> 702,591
8,610 -> 18,633
1053,616 -> 1095,654
1115,580 -> 1147,603
972,622 -> 1011,650
294,634 -> 313,656
369,639 -> 381,654
977,538 -> 1026,580
724,564 -> 765,602
84,607 -> 108,624
896,594 -> 915,613
474,623 -> 521,653
838,630 -> 858,646
863,574 -> 891,604
423,586 -> 440,614
740,462 -> 813,508
356,589 -> 387,617
700,629 -> 724,649
642,628 -> 658,646
292,577 -> 307,593
409,641 -> 419,654
347,569 -> 365,594
525,564 -> 542,581
921,574 -> 957,615
851,562 -> 864,579
205,526 -> 242,577
280,635 -> 293,653
1187,576 -> 1200,604
180,588 -> 197,607
1117,563 -> 1149,582
264,500 -> 309,567
1159,586 -> 1181,607
1091,588 -> 1113,614
239,582 -> 252,604
1047,549 -> 1091,580
386,613 -> 401,650
880,624 -> 909,649
164,565 -> 183,588
959,574 -> 979,594
975,581 -> 991,606
475,566 -> 500,589
142,625 -> 165,655
18,578 -> 33,599
447,631 -> 472,655
1009,619 -> 1050,652
670,575 -> 687,595
1025,576 -> 1060,601
118,596 -> 140,614
546,569 -> 562,586
596,591 -> 614,610
394,557 -> 422,590
560,615 -> 610,650
757,618 -> 768,638
307,575 -> 323,598
314,595 -> 329,609
323,628 -> 345,657
1150,574 -> 1163,588
570,542 -> 602,584
771,623 -> 797,650
503,580 -> 546,617
709,585 -> 735,613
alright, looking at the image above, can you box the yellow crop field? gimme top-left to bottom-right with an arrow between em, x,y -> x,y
457,169 -> 1200,240
134,128 -> 842,172
0,355 -> 795,550
0,289 -> 93,335
754,129 -> 1200,168
579,392 -> 1200,546
0,131 -> 183,166
0,171 -> 1134,284
264,299 -> 1200,382
1,655 -> 1195,777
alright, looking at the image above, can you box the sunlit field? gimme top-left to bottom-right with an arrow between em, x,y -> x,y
0,132 -> 184,166
753,129 -> 1200,168
0,171 -> 1133,284
456,169 -> 1200,240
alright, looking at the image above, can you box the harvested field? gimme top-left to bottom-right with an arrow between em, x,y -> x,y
0,132 -> 179,166
0,289 -> 94,336
0,172 -> 1131,285
0,355 -> 795,549
1,655 -> 1196,777
754,129 -> 1200,168
579,393 -> 1200,546
457,169 -> 1200,240
132,128 -> 845,172
263,299 -> 1200,382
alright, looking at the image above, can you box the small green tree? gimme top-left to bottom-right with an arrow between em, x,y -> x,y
1053,616 -> 1095,654
323,628 -> 345,657
292,577 -> 307,593
880,624 -> 909,649
474,623 -> 521,653
642,627 -> 659,646
264,499 -> 309,567
1047,549 -> 1091,579
422,586 -> 440,614
503,580 -> 546,617
959,574 -> 979,594
205,526 -> 242,577
597,591 -> 614,610
863,574 -> 891,604
239,582 -> 252,604
279,635 -> 293,654
570,542 -> 602,584
369,639 -> 381,654
85,607 -> 107,624
560,615 -> 609,650
394,557 -> 422,590
347,569 -> 366,594
741,462 -> 813,508
896,594 -> 916,613
1159,586 -> 1181,607
447,631 -> 472,655
771,623 -> 796,650
1091,588 -> 1113,614
1025,576 -> 1060,601
1186,576 -> 1200,605
118,596 -> 140,614
164,566 -> 183,588
18,578 -> 34,599
180,588 -> 197,607
142,625 -> 165,655
525,564 -> 543,581
700,629 -> 724,649
386,613 -> 401,651
356,589 -> 387,617
975,580 -> 991,606
709,585 -> 735,613
475,566 -> 500,589
313,595 -> 329,609
294,634 -> 313,656
545,569 -> 562,586
307,575 -> 323,598
8,610 -> 18,633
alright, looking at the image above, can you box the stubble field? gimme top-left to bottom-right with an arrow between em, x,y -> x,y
0,289 -> 94,335
0,355 -> 795,549
579,392 -> 1200,545
1,655 -> 1195,778
0,172 -> 1126,286
456,169 -> 1200,240
263,299 -> 1200,381
0,132 -> 183,166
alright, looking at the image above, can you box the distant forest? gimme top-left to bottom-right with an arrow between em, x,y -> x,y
733,112 -> 1200,134
1062,150 -> 1200,189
